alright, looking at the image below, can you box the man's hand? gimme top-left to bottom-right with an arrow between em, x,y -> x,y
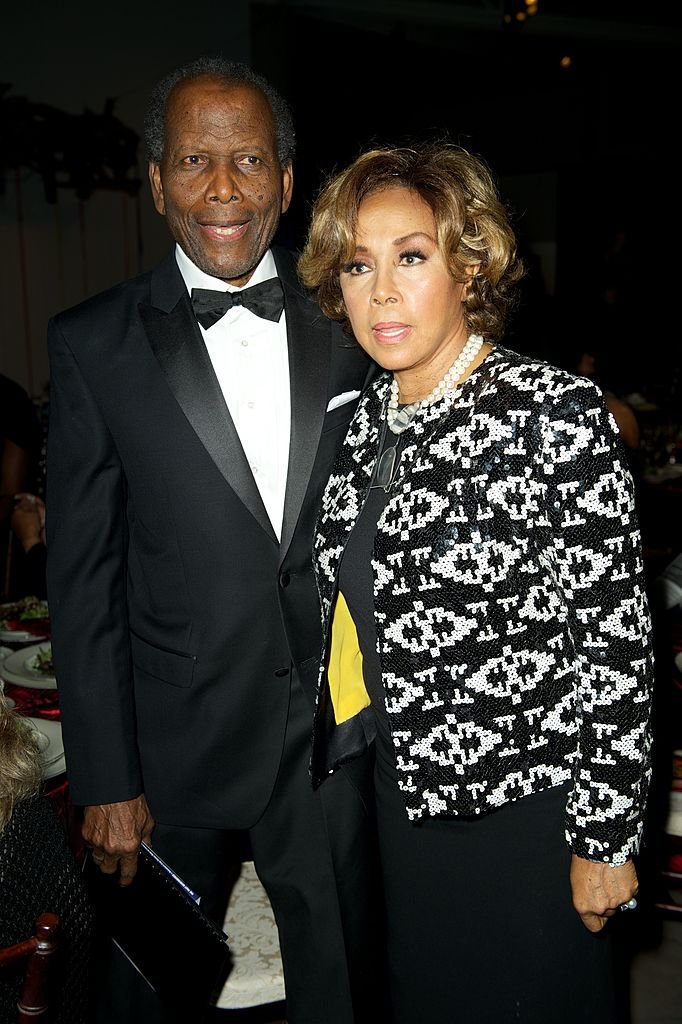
570,853 -> 639,932
83,795 -> 155,887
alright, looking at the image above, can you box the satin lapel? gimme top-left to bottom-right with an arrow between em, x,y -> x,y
276,252 -> 329,560
141,256 -> 277,543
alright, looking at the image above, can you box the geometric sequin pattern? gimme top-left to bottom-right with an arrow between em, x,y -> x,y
313,345 -> 654,865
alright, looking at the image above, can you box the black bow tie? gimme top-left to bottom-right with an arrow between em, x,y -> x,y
191,278 -> 285,329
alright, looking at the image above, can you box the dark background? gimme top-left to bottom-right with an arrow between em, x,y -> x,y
255,0 -> 680,402
2,6 -> 681,1006
1,0 -> 679,402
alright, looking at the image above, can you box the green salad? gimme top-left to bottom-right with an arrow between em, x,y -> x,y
0,596 -> 49,630
32,645 -> 54,675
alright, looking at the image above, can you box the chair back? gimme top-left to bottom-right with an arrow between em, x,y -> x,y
0,912 -> 59,1022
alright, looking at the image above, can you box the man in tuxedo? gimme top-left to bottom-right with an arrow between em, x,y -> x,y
46,56 -> 381,1023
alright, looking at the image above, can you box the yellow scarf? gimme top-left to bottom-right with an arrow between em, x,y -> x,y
327,591 -> 371,724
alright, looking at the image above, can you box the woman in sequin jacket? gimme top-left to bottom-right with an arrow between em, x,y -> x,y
298,142 -> 654,1024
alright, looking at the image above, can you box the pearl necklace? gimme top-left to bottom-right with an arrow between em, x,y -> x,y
386,333 -> 484,435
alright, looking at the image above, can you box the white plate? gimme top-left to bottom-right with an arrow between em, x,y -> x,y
42,751 -> 66,780
0,629 -> 48,643
0,649 -> 12,701
23,717 -> 66,778
0,643 -> 57,689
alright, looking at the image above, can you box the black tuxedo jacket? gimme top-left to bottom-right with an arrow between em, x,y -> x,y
45,246 -> 372,828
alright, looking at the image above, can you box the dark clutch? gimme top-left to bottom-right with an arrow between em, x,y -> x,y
84,842 -> 232,1008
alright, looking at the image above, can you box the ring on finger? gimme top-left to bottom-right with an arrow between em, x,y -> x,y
619,897 -> 638,911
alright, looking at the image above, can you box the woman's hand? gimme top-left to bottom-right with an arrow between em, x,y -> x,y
570,853 -> 639,932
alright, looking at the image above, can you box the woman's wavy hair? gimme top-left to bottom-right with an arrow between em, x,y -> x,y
298,142 -> 525,340
0,700 -> 42,831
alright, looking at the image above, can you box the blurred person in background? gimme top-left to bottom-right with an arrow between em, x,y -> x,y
0,374 -> 41,598
0,700 -> 94,1023
10,493 -> 47,600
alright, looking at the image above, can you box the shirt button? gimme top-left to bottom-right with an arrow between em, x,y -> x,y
251,466 -> 259,475
247,401 -> 255,409
241,339 -> 248,347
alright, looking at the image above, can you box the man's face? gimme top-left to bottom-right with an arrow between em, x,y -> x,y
149,76 -> 293,286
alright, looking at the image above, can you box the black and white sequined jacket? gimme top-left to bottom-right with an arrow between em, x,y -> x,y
312,344 -> 654,865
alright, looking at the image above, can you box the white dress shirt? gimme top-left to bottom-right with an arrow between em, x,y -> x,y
175,245 -> 290,540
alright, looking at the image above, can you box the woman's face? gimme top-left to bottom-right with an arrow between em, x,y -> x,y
339,186 -> 470,401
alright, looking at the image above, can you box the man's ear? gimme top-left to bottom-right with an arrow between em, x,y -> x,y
148,162 -> 166,216
280,162 -> 294,215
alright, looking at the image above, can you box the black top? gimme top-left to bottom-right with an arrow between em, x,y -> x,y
0,374 -> 41,465
14,542 -> 47,600
338,422 -> 407,759
0,796 -> 94,1024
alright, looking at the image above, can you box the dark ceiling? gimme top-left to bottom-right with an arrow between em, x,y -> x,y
253,0 -> 678,251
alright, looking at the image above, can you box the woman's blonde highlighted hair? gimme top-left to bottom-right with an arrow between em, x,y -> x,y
298,142 -> 524,340
0,700 -> 42,831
